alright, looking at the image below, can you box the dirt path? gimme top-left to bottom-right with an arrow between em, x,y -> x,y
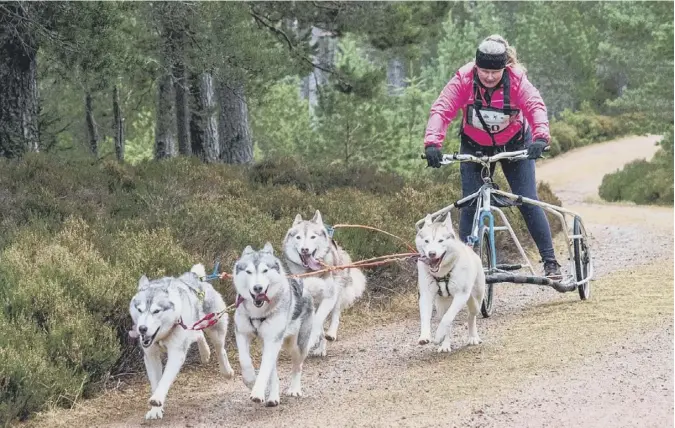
23,135 -> 673,428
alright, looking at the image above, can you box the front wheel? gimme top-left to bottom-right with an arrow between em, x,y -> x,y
573,216 -> 591,300
478,227 -> 495,317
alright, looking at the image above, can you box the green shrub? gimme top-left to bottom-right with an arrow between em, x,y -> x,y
550,120 -> 580,152
548,108 -> 644,158
599,128 -> 674,205
248,157 -> 406,195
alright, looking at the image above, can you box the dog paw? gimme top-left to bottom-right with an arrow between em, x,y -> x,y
309,340 -> 327,357
437,343 -> 452,353
145,406 -> 164,420
222,367 -> 235,379
200,353 -> 211,365
148,396 -> 163,408
433,330 -> 447,346
467,335 -> 482,346
250,393 -> 265,404
265,399 -> 280,407
285,388 -> 302,398
418,335 -> 431,345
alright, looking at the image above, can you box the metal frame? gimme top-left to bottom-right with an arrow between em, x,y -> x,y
416,149 -> 594,293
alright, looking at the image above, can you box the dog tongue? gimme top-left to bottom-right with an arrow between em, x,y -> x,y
306,257 -> 323,271
300,253 -> 323,271
255,293 -> 271,303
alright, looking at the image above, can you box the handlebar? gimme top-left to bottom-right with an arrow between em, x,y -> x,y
421,146 -> 549,166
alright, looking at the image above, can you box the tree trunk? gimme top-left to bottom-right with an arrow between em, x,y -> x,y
189,73 -> 204,160
154,73 -> 176,160
190,72 -> 219,163
173,59 -> 191,156
218,80 -> 253,164
201,73 -> 219,163
154,1 -> 184,160
112,86 -> 124,162
85,92 -> 99,157
0,4 -> 40,159
386,57 -> 407,95
305,26 -> 337,117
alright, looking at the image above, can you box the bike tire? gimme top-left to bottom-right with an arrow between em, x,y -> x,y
479,227 -> 495,317
573,216 -> 591,300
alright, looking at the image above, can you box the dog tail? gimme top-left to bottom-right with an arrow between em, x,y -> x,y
340,267 -> 366,309
190,263 -> 207,281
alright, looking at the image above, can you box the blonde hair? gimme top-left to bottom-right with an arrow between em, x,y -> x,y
477,34 -> 526,73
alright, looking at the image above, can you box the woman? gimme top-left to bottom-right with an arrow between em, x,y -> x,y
423,34 -> 561,279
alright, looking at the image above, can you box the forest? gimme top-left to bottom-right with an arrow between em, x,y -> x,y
0,1 -> 672,424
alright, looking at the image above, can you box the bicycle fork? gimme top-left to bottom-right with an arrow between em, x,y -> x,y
479,210 -> 497,271
466,190 -> 497,271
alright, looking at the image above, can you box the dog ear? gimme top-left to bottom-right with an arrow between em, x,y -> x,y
424,214 -> 433,226
443,212 -> 453,227
242,245 -> 255,256
293,213 -> 303,226
443,212 -> 457,238
178,272 -> 196,283
138,274 -> 150,291
311,210 -> 323,225
262,242 -> 274,254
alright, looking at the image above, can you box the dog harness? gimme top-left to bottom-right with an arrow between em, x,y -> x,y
249,317 -> 267,331
233,295 -> 269,330
178,278 -> 205,302
433,272 -> 453,297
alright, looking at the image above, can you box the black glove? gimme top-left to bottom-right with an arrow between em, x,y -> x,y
425,145 -> 442,168
527,139 -> 548,159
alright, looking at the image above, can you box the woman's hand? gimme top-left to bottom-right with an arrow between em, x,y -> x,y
527,139 -> 548,159
425,146 -> 443,168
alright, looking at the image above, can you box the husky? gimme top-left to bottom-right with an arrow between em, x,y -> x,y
282,210 -> 367,356
415,213 -> 486,353
128,264 -> 235,420
232,242 -> 315,407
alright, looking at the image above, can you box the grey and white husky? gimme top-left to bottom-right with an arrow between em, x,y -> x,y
415,213 -> 486,353
282,210 -> 367,356
128,264 -> 234,420
232,243 -> 315,407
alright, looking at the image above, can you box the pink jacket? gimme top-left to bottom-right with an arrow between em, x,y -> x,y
424,62 -> 550,148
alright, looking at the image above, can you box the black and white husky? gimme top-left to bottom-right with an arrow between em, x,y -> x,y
129,264 -> 234,420
232,243 -> 316,406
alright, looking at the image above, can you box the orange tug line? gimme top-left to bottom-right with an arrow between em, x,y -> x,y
183,224 -> 420,330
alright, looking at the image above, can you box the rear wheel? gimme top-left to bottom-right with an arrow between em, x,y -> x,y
479,227 -> 495,317
573,216 -> 591,300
